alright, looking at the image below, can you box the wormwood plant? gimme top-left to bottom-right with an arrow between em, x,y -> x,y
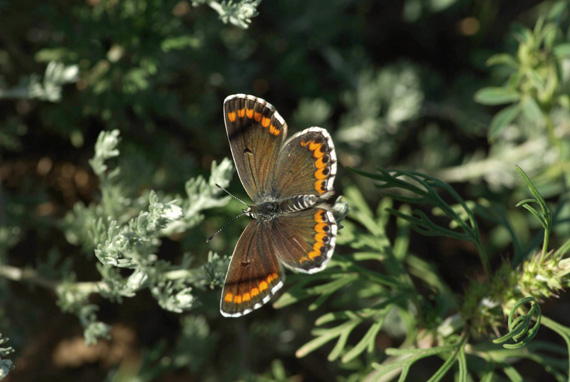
439,4 -> 570,189
474,8 -> 570,144
1,129 -> 234,346
0,333 -> 14,381
275,166 -> 570,381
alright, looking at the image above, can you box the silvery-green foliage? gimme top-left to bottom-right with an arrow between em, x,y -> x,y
337,62 -> 424,164
57,130 -> 234,343
0,333 -> 14,380
193,0 -> 261,29
0,62 -> 78,102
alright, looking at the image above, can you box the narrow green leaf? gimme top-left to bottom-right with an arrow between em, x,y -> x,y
474,87 -> 520,105
515,166 -> 551,225
427,345 -> 462,382
296,330 -> 339,358
488,104 -> 520,141
342,317 -> 386,363
519,204 -> 547,229
502,363 -> 524,382
328,324 -> 357,361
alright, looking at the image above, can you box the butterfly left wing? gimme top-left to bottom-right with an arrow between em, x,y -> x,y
223,94 -> 288,202
221,219 -> 285,317
271,207 -> 337,273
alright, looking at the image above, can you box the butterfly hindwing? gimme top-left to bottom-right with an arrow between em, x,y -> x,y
220,219 -> 285,317
272,207 -> 337,273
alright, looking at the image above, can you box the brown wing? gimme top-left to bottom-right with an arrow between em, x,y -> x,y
271,127 -> 337,200
271,207 -> 337,274
220,219 -> 285,317
223,94 -> 288,202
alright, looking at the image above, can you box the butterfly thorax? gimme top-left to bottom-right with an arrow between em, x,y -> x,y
247,194 -> 319,221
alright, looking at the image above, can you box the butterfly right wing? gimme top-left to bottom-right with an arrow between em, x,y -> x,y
271,207 -> 337,274
271,127 -> 337,200
221,219 -> 285,317
223,94 -> 288,202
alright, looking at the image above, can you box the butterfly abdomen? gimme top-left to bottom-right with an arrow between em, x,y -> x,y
282,195 -> 318,212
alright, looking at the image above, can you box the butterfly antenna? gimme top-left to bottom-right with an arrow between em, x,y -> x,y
206,210 -> 247,243
215,183 -> 249,207
207,185 -> 251,243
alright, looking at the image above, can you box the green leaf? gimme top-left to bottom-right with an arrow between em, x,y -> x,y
493,297 -> 541,349
486,53 -> 519,68
161,35 -> 201,52
515,166 -> 551,230
554,43 -> 570,58
488,104 -> 521,141
526,69 -> 545,90
341,318 -> 385,363
295,317 -> 360,359
547,1 -> 567,20
474,87 -> 521,105
521,97 -> 543,122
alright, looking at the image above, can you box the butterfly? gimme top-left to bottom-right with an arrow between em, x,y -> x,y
220,94 -> 338,317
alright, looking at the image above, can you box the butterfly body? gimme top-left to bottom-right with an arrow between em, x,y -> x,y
220,94 -> 338,317
245,194 -> 320,221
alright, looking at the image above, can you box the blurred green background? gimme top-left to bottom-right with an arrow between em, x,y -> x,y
1,0 -> 570,381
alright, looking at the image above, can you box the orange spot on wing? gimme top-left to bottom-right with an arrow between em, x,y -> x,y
305,141 -> 324,158
272,272 -> 279,280
267,274 -> 273,283
315,168 -> 328,180
313,148 -> 324,159
314,210 -> 325,223
242,292 -> 251,302
300,140 -> 311,147
315,223 -> 327,233
315,157 -> 327,168
261,117 -> 270,127
234,295 -> 242,304
315,232 -> 326,243
228,112 -> 236,122
299,256 -> 310,263
313,242 -> 324,253
224,293 -> 233,302
246,108 -> 254,118
308,251 -> 320,260
251,288 -> 259,297
259,281 -> 268,291
237,108 -> 245,118
309,142 -> 321,152
315,180 -> 325,194
268,125 -> 281,136
254,112 -> 262,122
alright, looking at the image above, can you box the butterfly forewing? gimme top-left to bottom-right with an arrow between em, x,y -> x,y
223,94 -> 288,202
272,127 -> 337,200
220,220 -> 285,317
